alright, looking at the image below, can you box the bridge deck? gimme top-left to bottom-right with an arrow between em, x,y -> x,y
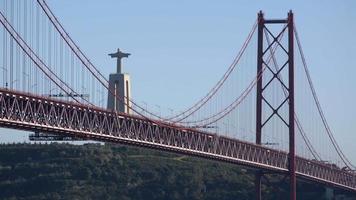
0,88 -> 355,192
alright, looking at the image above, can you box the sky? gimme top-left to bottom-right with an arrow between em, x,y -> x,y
0,0 -> 355,164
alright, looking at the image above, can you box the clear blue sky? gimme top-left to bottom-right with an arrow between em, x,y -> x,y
1,0 -> 355,164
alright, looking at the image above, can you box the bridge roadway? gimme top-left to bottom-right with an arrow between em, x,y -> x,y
0,88 -> 355,192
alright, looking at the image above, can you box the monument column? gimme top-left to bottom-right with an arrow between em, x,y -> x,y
107,48 -> 132,114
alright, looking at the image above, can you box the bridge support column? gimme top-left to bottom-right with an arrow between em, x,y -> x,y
287,11 -> 296,200
255,10 -> 296,200
255,10 -> 264,200
255,171 -> 262,200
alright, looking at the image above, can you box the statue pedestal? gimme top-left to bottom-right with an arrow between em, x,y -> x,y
107,73 -> 131,114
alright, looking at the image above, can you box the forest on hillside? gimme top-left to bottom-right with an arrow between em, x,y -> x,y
0,143 -> 355,200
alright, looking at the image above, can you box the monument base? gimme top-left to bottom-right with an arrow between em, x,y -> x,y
107,73 -> 131,114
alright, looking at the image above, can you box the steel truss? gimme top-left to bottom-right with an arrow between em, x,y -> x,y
0,88 -> 355,192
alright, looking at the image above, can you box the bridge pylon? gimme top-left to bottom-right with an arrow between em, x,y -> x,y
255,10 -> 295,200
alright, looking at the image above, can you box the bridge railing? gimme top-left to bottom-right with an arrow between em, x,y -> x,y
296,157 -> 356,190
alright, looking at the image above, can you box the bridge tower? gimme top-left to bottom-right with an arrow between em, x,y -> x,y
107,48 -> 132,114
255,11 -> 295,200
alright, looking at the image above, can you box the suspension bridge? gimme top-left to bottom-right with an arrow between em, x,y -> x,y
0,1 -> 355,199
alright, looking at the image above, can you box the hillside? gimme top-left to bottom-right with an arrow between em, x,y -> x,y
0,143 -> 354,200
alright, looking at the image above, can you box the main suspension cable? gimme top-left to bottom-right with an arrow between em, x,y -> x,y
0,11 -> 92,106
294,24 -> 355,169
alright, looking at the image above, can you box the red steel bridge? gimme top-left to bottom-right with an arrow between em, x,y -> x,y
0,1 -> 355,199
